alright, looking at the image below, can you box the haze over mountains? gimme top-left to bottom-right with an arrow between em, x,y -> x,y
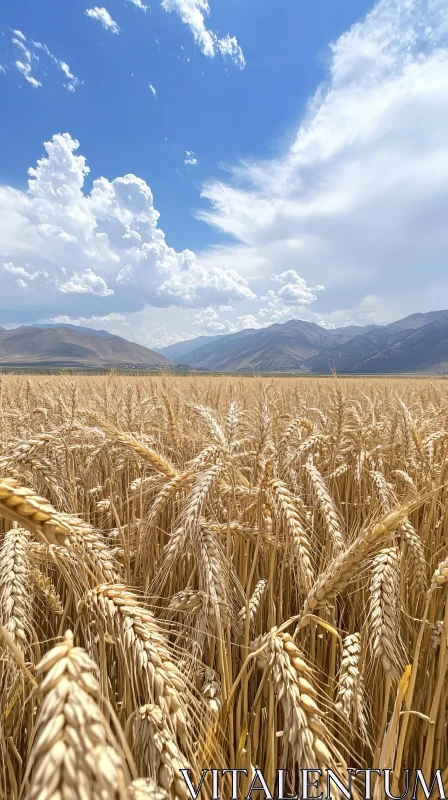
155,309 -> 448,373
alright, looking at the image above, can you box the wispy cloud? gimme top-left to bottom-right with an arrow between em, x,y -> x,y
197,0 -> 448,325
128,0 -> 148,9
15,59 -> 41,88
161,0 -> 245,68
149,83 -> 157,97
8,31 -> 80,91
185,150 -> 197,165
85,7 -> 120,34
32,41 -> 80,92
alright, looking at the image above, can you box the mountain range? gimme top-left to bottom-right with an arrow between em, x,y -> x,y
0,326 -> 171,368
2,309 -> 448,372
154,310 -> 448,373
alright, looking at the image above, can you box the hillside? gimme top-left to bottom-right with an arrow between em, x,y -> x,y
28,323 -> 114,339
385,309 -> 448,332
176,319 -> 387,372
183,320 -> 340,371
0,326 -> 172,368
353,317 -> 448,373
304,328 -> 411,373
154,334 -> 224,361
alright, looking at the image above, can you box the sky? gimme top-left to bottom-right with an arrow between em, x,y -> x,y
1,0 -> 448,349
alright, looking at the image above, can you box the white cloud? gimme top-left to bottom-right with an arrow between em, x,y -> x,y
32,42 -> 80,92
47,313 -> 126,326
0,132 -> 255,325
272,270 -> 325,305
161,0 -> 245,68
235,314 -> 262,330
85,7 -> 120,34
8,32 -> 80,91
198,0 -> 448,324
0,66 -> 5,74
15,60 -> 41,88
192,307 -> 236,333
149,84 -> 157,97
185,150 -> 197,165
59,269 -> 114,296
216,35 -> 245,69
128,0 -> 148,9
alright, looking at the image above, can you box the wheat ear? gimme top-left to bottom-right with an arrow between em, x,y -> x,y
25,630 -> 130,800
0,527 -> 32,648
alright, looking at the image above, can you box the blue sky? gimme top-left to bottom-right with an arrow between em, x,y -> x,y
1,0 -> 448,347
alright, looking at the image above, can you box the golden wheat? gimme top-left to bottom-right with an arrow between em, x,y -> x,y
0,373 -> 447,799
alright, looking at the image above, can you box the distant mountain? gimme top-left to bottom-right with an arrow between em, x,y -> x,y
326,324 -> 380,338
4,309 -> 448,373
174,319 -> 383,372
304,328 -> 411,373
28,323 -> 114,339
0,326 -> 172,368
386,310 -> 448,332
183,320 -> 340,372
154,334 -> 224,361
353,317 -> 448,373
165,310 -> 448,373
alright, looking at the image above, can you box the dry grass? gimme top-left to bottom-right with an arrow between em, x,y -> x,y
0,373 -> 448,798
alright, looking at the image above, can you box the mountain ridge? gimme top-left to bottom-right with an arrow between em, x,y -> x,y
0,326 -> 172,368
162,310 -> 448,373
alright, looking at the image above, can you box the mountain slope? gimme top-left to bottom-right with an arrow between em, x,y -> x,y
0,327 -> 172,367
28,323 -> 114,339
184,320 -> 339,371
154,334 -> 224,360
386,310 -> 448,332
304,328 -> 412,373
353,317 -> 448,373
177,319 -> 382,371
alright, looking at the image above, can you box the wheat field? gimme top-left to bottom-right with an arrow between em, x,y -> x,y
0,373 -> 447,799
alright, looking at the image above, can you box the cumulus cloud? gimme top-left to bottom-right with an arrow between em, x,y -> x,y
0,132 -> 255,324
185,150 -> 197,165
192,307 -> 236,333
128,0 -> 148,9
85,7 -> 120,34
198,0 -> 448,324
272,271 -> 325,305
161,0 -> 245,68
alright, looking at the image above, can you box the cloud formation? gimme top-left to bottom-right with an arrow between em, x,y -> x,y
198,0 -> 448,324
160,0 -> 245,68
85,7 -> 120,34
4,31 -> 79,91
0,133 -> 255,324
